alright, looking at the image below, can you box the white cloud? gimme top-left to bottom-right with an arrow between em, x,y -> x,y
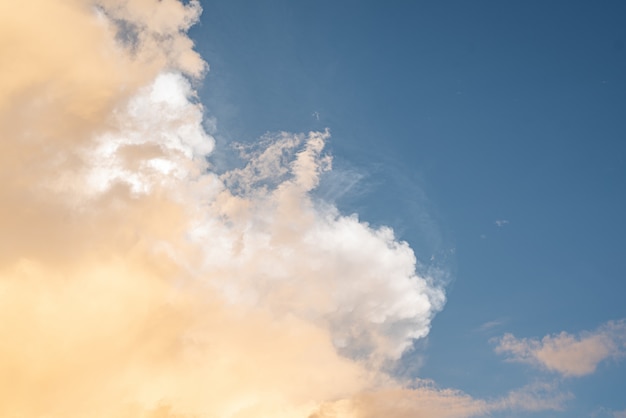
495,219 -> 509,227
494,320 -> 626,377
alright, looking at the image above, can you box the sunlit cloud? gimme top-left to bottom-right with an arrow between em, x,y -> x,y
494,319 -> 626,377
311,385 -> 490,418
0,0 -> 445,415
310,379 -> 571,418
0,0 -> 583,416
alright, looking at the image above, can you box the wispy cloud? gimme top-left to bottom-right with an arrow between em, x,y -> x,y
312,386 -> 490,418
311,379 -> 571,418
495,219 -> 509,227
496,381 -> 573,412
590,406 -> 626,418
477,318 -> 507,333
494,320 -> 626,377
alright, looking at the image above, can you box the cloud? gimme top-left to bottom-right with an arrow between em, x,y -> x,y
494,320 -> 626,377
95,0 -> 207,77
477,319 -> 506,333
590,407 -> 626,418
311,386 -> 489,418
0,1 -> 450,416
494,219 -> 509,227
495,381 -> 572,412
309,380 -> 571,418
0,0 -> 583,416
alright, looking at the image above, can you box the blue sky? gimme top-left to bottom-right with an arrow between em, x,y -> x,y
192,1 -> 626,416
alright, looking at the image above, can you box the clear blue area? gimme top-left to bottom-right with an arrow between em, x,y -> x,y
191,1 -> 626,415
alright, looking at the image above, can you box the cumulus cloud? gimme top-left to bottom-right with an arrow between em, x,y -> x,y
494,320 -> 626,377
0,0 -> 446,416
0,0 -> 578,416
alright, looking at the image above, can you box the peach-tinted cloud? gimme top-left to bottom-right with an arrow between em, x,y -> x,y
494,320 -> 626,377
0,0 -> 447,416
309,380 -> 571,418
0,0 -> 580,416
311,387 -> 489,418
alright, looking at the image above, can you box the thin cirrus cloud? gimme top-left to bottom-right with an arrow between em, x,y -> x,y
494,320 -> 626,377
477,318 -> 507,333
590,407 -> 626,418
0,0 -> 576,416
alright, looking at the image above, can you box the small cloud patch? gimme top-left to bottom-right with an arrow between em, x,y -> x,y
493,319 -> 626,377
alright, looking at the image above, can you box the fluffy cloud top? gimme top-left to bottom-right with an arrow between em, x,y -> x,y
495,320 -> 626,377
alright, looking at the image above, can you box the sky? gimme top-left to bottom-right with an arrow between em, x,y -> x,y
1,0 -> 625,417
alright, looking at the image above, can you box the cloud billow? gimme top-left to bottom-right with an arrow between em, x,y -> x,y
0,0 -> 447,416
0,0 -> 579,416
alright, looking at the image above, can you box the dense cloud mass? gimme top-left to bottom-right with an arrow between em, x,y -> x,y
0,1 -> 575,417
0,0 -> 444,416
